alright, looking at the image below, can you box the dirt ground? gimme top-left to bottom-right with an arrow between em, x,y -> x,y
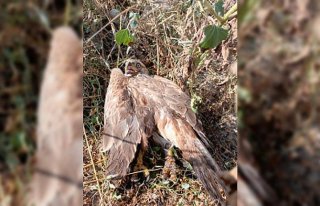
239,0 -> 320,205
83,0 -> 237,205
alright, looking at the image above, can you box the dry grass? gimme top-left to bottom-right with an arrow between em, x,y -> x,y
83,0 -> 237,205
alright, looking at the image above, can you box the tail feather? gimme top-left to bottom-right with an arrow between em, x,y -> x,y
156,114 -> 227,203
180,138 -> 227,203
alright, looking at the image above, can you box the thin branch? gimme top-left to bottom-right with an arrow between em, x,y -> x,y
223,4 -> 237,22
198,0 -> 237,25
198,0 -> 225,24
85,5 -> 138,44
83,168 -> 164,186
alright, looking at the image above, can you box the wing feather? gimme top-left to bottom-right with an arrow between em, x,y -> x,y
128,74 -> 208,144
128,73 -> 225,201
102,69 -> 142,179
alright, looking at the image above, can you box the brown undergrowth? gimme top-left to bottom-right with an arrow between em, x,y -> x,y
239,0 -> 320,205
84,0 -> 237,205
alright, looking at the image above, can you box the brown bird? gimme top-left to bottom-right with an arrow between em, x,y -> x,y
27,27 -> 83,206
102,59 -> 227,203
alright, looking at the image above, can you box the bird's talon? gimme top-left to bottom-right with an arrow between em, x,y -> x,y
131,163 -> 150,182
162,147 -> 178,180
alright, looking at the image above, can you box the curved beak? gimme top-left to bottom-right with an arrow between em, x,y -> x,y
125,64 -> 135,76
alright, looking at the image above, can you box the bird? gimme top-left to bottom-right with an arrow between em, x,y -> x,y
27,27 -> 83,206
102,59 -> 227,203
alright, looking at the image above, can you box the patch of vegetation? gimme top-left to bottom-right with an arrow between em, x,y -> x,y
83,0 -> 237,205
239,0 -> 320,204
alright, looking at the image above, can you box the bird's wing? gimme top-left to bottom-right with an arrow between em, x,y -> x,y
128,74 -> 226,201
102,69 -> 145,179
128,74 -> 209,146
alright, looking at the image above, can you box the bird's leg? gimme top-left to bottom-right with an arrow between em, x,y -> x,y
131,146 -> 149,182
135,149 -> 150,176
163,146 -> 177,180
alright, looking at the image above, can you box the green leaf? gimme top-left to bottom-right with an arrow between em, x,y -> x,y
11,132 -> 27,150
129,12 -> 140,29
130,20 -> 139,29
199,25 -> 228,49
214,0 -> 224,16
115,29 -> 134,46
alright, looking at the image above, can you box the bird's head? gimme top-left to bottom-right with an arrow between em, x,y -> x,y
125,59 -> 148,77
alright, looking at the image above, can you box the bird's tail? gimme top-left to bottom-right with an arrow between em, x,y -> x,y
178,137 -> 227,203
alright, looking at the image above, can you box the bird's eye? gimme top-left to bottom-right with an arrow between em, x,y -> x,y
136,63 -> 141,68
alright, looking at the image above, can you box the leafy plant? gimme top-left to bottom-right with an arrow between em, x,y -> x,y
199,0 -> 237,49
199,25 -> 228,49
115,29 -> 135,46
114,12 -> 140,47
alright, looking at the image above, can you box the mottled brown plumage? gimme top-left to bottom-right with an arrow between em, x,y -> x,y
102,64 -> 154,182
28,27 -> 83,206
102,59 -> 226,203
